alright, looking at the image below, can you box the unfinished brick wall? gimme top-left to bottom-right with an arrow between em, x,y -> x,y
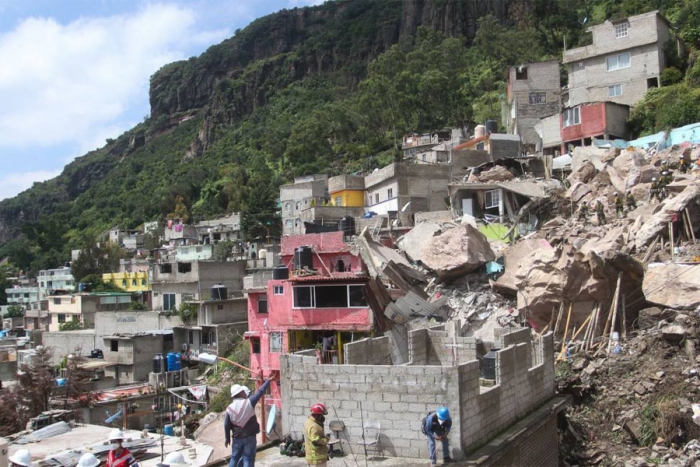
344,336 -> 392,365
280,329 -> 555,460
408,328 -> 477,366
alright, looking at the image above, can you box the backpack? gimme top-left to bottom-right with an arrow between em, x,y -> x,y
420,411 -> 435,435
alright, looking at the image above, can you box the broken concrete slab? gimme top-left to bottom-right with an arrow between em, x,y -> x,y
634,182 -> 700,249
643,263 -> 700,311
419,224 -> 495,280
397,221 -> 442,263
579,226 -> 627,255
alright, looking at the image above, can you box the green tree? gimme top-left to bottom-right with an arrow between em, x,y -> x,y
59,318 -> 84,331
213,239 -> 234,261
4,305 -> 24,318
62,348 -> 98,417
71,238 -> 123,282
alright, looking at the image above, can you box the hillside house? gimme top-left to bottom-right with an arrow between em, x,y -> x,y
280,174 -> 329,236
102,331 -> 173,384
47,293 -> 132,332
38,267 -> 74,299
401,131 -> 452,162
505,60 -> 561,152
560,102 -> 630,153
196,213 -> 242,245
563,10 -> 673,108
5,286 -> 39,307
245,231 -> 373,408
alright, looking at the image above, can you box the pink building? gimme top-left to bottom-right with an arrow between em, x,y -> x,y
245,232 -> 373,407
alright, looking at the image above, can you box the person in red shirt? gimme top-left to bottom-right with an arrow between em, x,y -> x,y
106,430 -> 139,467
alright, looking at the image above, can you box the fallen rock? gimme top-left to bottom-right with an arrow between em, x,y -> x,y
624,419 -> 644,444
568,160 -> 598,184
579,226 -> 627,255
420,224 -> 496,280
643,263 -> 700,310
397,221 -> 442,263
571,145 -> 609,172
662,324 -> 687,344
566,181 -> 593,202
492,238 -> 553,296
634,182 -> 700,249
607,151 -> 646,192
633,383 -> 647,395
479,165 -> 515,182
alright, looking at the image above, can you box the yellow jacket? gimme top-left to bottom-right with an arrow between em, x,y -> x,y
303,415 -> 328,464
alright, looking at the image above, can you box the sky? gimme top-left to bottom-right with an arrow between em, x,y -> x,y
0,0 -> 324,201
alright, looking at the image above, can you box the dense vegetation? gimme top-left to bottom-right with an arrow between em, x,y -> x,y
2,0 -> 700,287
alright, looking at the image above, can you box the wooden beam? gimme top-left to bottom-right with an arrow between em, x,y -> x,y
643,235 -> 659,263
607,273 -> 623,355
687,208 -> 697,245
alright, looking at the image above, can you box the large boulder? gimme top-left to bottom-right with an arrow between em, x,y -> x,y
568,160 -> 598,184
571,146 -> 609,172
567,181 -> 592,202
420,224 -> 495,280
643,263 -> 700,310
634,182 -> 700,249
607,150 -> 646,193
492,238 -> 554,296
479,165 -> 515,182
397,221 -> 442,263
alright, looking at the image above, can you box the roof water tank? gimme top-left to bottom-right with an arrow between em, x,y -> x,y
481,347 -> 499,380
293,246 -> 313,270
485,120 -> 498,135
258,249 -> 267,260
474,125 -> 486,138
272,266 -> 290,280
340,217 -> 356,237
153,353 -> 165,374
211,284 -> 227,300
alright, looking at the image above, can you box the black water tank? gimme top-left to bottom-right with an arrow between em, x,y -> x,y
485,120 -> 498,135
211,284 -> 227,300
294,246 -> 313,270
153,353 -> 165,374
272,266 -> 290,280
340,217 -> 356,237
481,347 -> 499,380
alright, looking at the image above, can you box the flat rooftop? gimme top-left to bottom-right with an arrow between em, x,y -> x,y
8,424 -> 213,467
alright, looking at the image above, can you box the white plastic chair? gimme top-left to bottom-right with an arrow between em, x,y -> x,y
357,420 -> 382,459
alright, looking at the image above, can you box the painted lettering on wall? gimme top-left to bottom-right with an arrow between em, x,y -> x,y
116,316 -> 137,322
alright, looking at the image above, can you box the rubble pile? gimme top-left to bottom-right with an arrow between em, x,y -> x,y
559,311 -> 700,466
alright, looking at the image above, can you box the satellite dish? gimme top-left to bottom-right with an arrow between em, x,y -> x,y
266,405 -> 277,434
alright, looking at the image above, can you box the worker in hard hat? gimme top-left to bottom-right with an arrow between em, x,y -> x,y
424,406 -> 454,466
157,452 -> 189,467
224,375 -> 274,467
578,201 -> 589,221
679,155 -> 689,174
613,192 -> 624,217
650,177 -> 661,202
660,159 -> 669,173
78,453 -> 101,467
304,403 -> 330,466
596,200 -> 606,225
106,429 -> 138,467
625,190 -> 637,211
9,449 -> 33,467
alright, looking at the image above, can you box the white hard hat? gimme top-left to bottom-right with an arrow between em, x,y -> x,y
9,449 -> 33,467
77,453 -> 100,467
159,451 -> 189,467
230,384 -> 250,398
108,429 -> 125,442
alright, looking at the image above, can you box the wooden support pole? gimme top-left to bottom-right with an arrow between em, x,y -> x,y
621,294 -> 627,341
669,221 -> 674,259
538,324 -> 550,336
549,306 -> 557,331
553,302 -> 565,338
558,302 -> 574,360
607,274 -> 623,354
643,235 -> 659,263
687,208 -> 697,245
583,303 -> 597,351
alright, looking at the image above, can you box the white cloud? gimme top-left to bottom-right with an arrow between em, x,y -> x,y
0,3 -> 231,150
0,169 -> 61,201
287,0 -> 326,7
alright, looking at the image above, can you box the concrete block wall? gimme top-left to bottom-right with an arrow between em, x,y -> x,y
43,330 -> 99,365
407,328 -> 476,367
281,328 -> 554,460
281,353 -> 462,459
459,332 -> 555,454
344,336 -> 392,365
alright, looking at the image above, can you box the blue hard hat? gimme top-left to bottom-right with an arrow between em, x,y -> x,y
436,406 -> 450,421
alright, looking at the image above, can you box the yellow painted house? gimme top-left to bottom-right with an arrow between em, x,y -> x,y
328,174 -> 365,207
102,271 -> 150,292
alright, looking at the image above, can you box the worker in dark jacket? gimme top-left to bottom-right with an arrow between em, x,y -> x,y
224,376 -> 273,467
424,406 -> 454,467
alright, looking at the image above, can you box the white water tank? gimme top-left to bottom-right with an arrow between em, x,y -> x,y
474,125 -> 486,138
258,249 -> 267,260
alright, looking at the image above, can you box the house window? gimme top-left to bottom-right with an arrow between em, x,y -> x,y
131,279 -> 137,286
163,293 -> 176,311
293,286 -> 314,308
54,298 -> 61,305
141,279 -> 147,286
177,262 -> 192,273
335,196 -> 343,206
274,286 -> 284,295
270,332 -> 283,353
484,189 -> 501,209
285,202 -> 291,212
607,52 -> 631,71
285,219 -> 293,227
349,285 -> 368,307
614,21 -> 629,38
422,154 -> 427,162
608,84 -> 622,97
160,263 -> 172,274
563,107 -> 580,127
387,188 -> 393,199
516,67 -> 528,80
217,304 -> 224,310
58,313 -> 66,323
295,202 -> 301,210
529,92 -> 546,104
315,285 -> 348,308
122,280 -> 127,287
374,193 -> 379,204
188,330 -> 194,345
251,338 -> 261,354
110,340 -> 118,352
258,297 -> 268,313
292,285 -> 368,308
476,142 -> 485,151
